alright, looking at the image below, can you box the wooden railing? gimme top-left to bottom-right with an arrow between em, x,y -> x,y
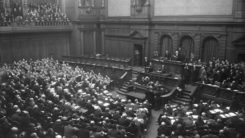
135,71 -> 180,90
62,55 -> 132,67
160,87 -> 177,99
63,60 -> 133,88
195,82 -> 245,105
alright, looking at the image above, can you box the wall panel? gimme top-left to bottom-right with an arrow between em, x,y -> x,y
104,37 -> 133,58
0,32 -> 70,63
83,31 -> 95,56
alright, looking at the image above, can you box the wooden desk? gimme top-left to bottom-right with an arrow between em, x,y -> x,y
117,90 -> 146,100
63,55 -> 131,67
137,71 -> 180,89
151,59 -> 184,75
65,61 -> 132,84
151,59 -> 202,83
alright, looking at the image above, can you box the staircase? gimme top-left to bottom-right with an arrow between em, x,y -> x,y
170,85 -> 198,105
116,67 -> 142,94
118,81 -> 131,93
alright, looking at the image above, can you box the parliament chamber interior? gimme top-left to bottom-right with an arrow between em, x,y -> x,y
0,0 -> 245,138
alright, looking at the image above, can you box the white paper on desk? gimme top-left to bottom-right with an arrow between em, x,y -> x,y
192,115 -> 198,119
98,101 -> 103,104
228,112 -> 236,117
210,110 -> 216,114
168,116 -> 174,119
186,111 -> 192,115
220,114 -> 226,118
193,104 -> 198,107
213,109 -> 223,113
93,105 -> 100,110
225,114 -> 230,117
74,106 -> 80,110
121,99 -> 126,102
171,119 -> 175,125
103,103 -> 110,107
170,105 -> 177,108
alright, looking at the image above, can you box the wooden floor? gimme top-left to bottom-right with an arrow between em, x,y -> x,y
144,109 -> 162,138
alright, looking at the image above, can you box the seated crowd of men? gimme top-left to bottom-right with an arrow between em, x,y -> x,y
0,0 -> 70,26
0,58 -> 150,138
157,100 -> 245,138
199,58 -> 245,91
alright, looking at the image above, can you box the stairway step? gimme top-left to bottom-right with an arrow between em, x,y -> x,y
171,99 -> 189,105
175,97 -> 191,102
122,86 -> 128,89
180,94 -> 191,99
119,88 -> 128,92
182,92 -> 191,96
183,90 -> 191,93
121,81 -> 130,86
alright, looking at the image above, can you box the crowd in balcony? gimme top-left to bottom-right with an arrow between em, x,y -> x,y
0,58 -> 150,138
0,0 -> 70,26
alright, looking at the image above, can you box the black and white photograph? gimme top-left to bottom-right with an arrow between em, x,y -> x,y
0,0 -> 245,138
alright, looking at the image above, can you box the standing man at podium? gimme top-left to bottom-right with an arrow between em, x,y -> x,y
164,50 -> 171,60
144,57 -> 149,72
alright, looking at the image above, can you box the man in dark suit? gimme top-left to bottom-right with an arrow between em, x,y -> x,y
77,128 -> 90,138
144,57 -> 149,67
158,122 -> 172,136
164,50 -> 171,60
148,62 -> 154,73
144,57 -> 150,73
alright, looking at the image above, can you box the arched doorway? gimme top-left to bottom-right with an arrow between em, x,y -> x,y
133,44 -> 143,66
179,36 -> 194,61
202,37 -> 219,62
160,35 -> 173,57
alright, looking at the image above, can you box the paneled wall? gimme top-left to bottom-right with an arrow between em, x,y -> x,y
104,37 -> 133,58
83,30 -> 96,56
0,32 -> 70,63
